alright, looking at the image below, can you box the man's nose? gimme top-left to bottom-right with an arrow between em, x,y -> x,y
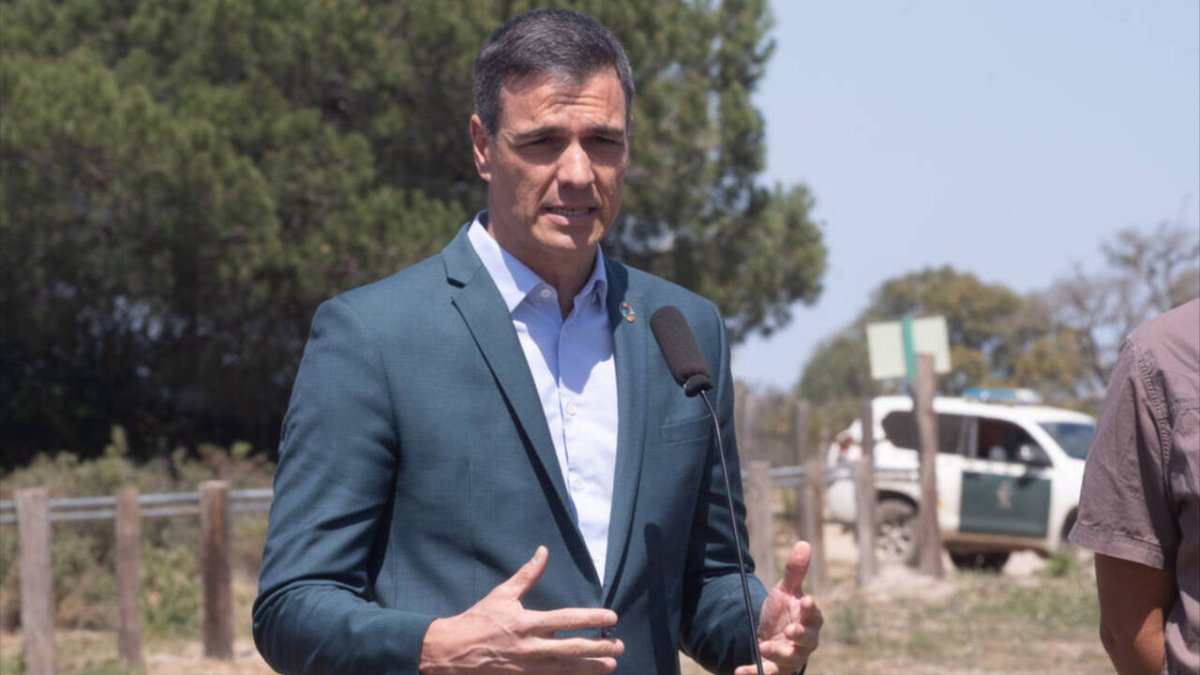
557,142 -> 594,188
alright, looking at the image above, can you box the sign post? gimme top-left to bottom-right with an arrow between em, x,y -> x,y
866,315 -> 950,574
867,315 -> 950,382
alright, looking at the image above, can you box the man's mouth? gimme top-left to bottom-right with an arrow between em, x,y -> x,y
546,207 -> 593,217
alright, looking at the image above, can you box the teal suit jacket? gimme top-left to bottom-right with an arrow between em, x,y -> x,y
253,225 -> 767,674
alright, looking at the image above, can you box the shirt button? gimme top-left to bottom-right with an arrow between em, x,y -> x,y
539,288 -> 552,299
566,402 -> 577,416
572,477 -> 586,491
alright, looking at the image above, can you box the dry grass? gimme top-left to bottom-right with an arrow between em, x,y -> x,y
0,572 -> 272,675
2,527 -> 1109,674
682,525 -> 1110,674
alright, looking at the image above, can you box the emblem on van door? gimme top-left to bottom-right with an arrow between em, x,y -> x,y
996,480 -> 1013,510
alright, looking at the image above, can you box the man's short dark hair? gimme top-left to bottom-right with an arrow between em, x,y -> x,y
474,8 -> 635,136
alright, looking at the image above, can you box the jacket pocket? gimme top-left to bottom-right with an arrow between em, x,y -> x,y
659,415 -> 714,444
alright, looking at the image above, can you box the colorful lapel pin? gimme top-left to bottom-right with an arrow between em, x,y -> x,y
619,302 -> 636,323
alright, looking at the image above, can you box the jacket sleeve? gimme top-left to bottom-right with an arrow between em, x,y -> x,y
252,297 -> 435,674
678,302 -> 769,672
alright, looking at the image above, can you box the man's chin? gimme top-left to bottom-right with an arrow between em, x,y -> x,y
536,220 -> 607,248
541,209 -> 604,230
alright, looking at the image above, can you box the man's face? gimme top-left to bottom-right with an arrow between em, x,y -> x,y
470,68 -> 628,283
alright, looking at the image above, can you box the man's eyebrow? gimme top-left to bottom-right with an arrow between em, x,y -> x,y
510,125 -> 627,143
591,125 -> 627,139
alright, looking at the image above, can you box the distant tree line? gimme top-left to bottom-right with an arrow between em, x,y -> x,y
798,222 -> 1200,421
0,0 -> 827,466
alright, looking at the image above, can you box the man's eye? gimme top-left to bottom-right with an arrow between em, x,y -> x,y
591,137 -> 624,149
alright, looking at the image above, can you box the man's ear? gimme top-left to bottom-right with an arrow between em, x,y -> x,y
469,114 -> 492,183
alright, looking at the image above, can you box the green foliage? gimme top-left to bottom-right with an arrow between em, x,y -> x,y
1042,221 -> 1200,395
974,571 -> 1098,631
0,652 -> 21,675
141,524 -> 202,637
0,430 -> 274,635
798,333 -> 872,404
796,266 -> 1101,433
830,601 -> 865,646
798,220 -> 1199,418
1,0 -> 825,464
861,266 -> 1028,392
815,569 -> 1102,671
800,266 -> 1040,403
1041,548 -> 1077,579
75,663 -> 136,675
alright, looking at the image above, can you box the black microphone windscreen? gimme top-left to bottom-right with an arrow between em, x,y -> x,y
650,306 -> 713,397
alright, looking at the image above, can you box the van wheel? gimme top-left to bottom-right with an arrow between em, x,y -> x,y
950,551 -> 1010,572
876,498 -> 918,566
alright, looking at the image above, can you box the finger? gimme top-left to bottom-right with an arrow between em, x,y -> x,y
493,545 -> 549,601
734,662 -> 780,675
800,595 -> 824,629
531,656 -> 619,675
527,607 -> 619,633
759,635 -> 799,661
759,632 -> 814,674
526,636 -> 624,659
778,541 -> 812,596
780,619 -> 819,645
780,621 -> 819,651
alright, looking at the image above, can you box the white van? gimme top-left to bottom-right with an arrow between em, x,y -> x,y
824,394 -> 1095,571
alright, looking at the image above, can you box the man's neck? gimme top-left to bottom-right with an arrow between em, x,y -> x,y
483,223 -> 598,319
540,258 -> 596,319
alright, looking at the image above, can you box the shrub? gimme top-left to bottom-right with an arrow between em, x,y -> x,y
0,426 -> 274,635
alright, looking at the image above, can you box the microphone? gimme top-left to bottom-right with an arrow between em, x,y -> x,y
649,306 -> 766,675
649,306 -> 713,397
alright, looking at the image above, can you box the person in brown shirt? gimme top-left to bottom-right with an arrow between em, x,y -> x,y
1071,298 -> 1199,675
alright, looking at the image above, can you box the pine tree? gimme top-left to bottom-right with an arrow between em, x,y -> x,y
0,0 -> 826,462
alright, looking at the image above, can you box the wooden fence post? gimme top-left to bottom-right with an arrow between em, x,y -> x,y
744,460 -> 776,584
793,400 -> 826,593
115,487 -> 142,665
200,481 -> 234,659
734,380 -> 747,455
792,401 -> 811,544
855,400 -> 878,585
739,391 -> 759,461
913,355 -> 945,578
16,488 -> 55,675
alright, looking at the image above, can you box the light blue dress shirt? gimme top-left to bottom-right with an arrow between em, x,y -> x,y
468,213 -> 619,581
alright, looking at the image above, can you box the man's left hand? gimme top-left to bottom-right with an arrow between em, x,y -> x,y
734,541 -> 824,675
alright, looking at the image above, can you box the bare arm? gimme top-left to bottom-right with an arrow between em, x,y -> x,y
1094,553 -> 1176,675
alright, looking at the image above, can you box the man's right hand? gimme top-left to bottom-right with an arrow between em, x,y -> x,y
418,546 -> 623,674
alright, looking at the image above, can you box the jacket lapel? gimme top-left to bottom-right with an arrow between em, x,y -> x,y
601,261 -> 649,600
442,227 -> 578,530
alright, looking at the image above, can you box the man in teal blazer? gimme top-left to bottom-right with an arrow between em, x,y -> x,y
254,8 -> 821,674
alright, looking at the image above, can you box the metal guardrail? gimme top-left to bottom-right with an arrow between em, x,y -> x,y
0,462 -> 919,525
0,488 -> 272,525
768,464 -> 847,488
767,463 -> 918,488
874,467 -> 921,482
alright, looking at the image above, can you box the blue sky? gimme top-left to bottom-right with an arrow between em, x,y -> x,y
731,0 -> 1200,390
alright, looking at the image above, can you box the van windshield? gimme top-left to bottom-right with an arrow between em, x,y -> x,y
1038,422 -> 1094,460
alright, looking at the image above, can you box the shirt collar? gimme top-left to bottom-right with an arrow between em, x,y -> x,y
467,211 -> 608,315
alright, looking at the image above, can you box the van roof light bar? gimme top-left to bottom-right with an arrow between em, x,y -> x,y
961,387 -> 1042,404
